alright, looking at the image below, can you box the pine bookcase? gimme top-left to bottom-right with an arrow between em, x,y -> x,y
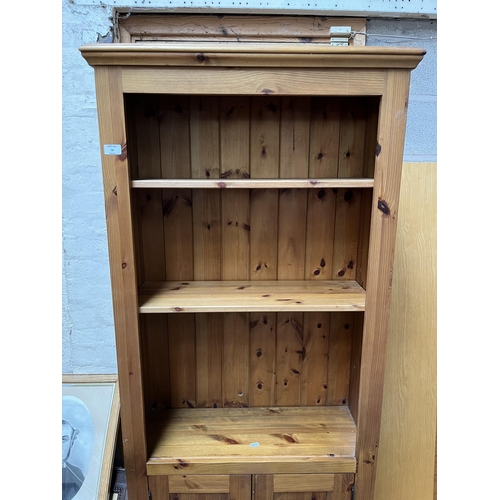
80,43 -> 425,500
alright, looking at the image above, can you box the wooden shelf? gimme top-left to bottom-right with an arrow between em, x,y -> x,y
146,406 -> 357,476
131,178 -> 374,189
138,280 -> 365,313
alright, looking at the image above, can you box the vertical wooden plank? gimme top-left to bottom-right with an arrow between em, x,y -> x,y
159,95 -> 194,281
356,189 -> 373,289
348,313 -> 364,424
250,96 -> 280,179
362,97 -> 379,179
277,96 -> 309,280
254,475 -> 273,500
276,188 -> 308,281
229,476 -> 251,500
279,96 -> 311,179
128,95 -> 170,412
249,96 -> 280,280
149,476 -> 169,500
337,474 -> 355,500
249,97 -> 279,406
275,313 -> 303,406
190,95 -> 220,180
249,313 -> 276,406
168,313 -> 197,408
221,191 -> 250,280
190,96 -> 223,409
300,312 -> 330,406
326,312 -> 353,406
220,96 -> 250,179
221,96 -> 250,279
223,312 -> 250,408
162,192 -> 194,276
94,66 -> 148,499
305,99 -> 338,280
354,70 -> 411,500
196,313 -> 223,408
130,94 -> 165,280
338,99 -> 367,178
249,188 -> 278,281
192,190 -> 222,280
304,187 -> 336,280
374,163 -> 437,500
220,99 -> 250,408
308,96 -> 341,178
158,95 -> 197,410
141,314 -> 171,409
275,99 -> 308,407
191,95 -> 222,280
332,188 -> 362,280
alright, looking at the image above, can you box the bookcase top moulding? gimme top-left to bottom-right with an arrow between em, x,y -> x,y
79,43 -> 425,69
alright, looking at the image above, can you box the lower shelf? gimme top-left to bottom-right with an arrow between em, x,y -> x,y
146,406 -> 356,476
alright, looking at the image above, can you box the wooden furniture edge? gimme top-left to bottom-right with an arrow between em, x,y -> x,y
79,44 -> 425,69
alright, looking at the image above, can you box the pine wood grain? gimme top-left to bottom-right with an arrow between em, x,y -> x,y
159,95 -> 194,282
195,313 -> 223,409
168,314 -> 197,409
353,70 -> 411,500
131,179 -> 375,189
121,68 -> 386,96
300,313 -> 330,406
273,474 -> 353,493
275,313 -> 304,407
147,407 -> 356,475
138,280 -> 366,313
118,14 -> 366,45
326,313 -> 353,406
332,188 -> 362,281
126,95 -> 169,412
374,162 -> 436,500
93,66 -> 148,499
249,313 -> 276,406
81,44 -> 425,70
223,313 -> 250,408
168,475 -> 230,493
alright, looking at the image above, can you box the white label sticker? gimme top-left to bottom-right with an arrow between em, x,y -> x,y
104,144 -> 122,155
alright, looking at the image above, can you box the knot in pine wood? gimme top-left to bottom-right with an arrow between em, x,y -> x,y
377,199 -> 391,216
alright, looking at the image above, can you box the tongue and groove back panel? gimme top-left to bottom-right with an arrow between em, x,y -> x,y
126,94 -> 377,410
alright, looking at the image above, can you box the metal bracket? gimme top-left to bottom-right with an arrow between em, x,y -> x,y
329,26 -> 352,46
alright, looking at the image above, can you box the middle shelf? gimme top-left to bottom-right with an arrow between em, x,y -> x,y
138,280 -> 366,313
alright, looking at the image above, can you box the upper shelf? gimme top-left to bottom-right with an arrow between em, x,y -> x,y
79,43 -> 426,69
131,178 -> 375,189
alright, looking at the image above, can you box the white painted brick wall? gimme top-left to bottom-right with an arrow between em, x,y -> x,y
62,1 -> 436,374
63,1 -> 117,373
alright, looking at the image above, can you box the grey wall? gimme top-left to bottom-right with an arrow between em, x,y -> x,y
62,2 -> 436,374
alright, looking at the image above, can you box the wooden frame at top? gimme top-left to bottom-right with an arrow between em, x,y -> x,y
117,13 -> 367,46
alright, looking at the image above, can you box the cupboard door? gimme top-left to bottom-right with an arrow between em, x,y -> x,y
149,475 -> 251,500
254,475 -> 354,500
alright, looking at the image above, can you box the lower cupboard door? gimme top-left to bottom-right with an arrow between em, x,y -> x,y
253,475 -> 354,500
148,475 -> 252,500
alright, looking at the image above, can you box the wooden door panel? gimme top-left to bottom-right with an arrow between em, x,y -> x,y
149,475 -> 251,500
254,475 -> 354,500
